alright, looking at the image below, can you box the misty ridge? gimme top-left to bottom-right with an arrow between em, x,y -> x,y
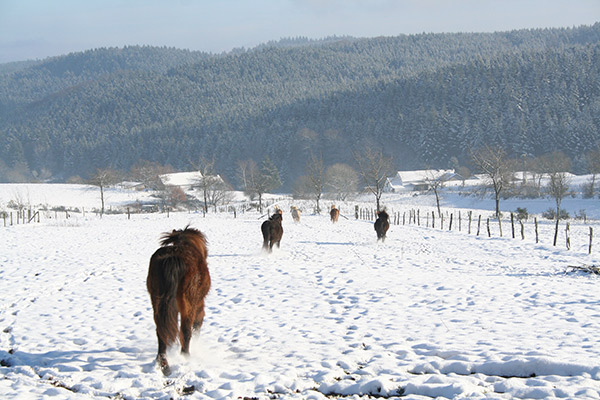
0,23 -> 599,189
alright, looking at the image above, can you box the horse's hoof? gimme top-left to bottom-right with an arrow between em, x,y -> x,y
157,355 -> 171,376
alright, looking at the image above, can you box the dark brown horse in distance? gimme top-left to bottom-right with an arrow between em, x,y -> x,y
330,205 -> 340,223
147,226 -> 211,375
374,210 -> 390,241
262,210 -> 283,252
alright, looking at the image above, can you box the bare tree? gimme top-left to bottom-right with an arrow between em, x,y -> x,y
9,188 -> 30,212
88,168 -> 120,216
470,145 -> 514,220
354,148 -> 394,211
129,160 -> 173,191
325,163 -> 358,201
237,159 -> 252,193
156,186 -> 188,210
546,151 -> 572,219
294,154 -> 325,213
206,178 -> 235,212
424,169 -> 444,218
192,158 -> 227,213
544,151 -> 572,246
238,157 -> 281,213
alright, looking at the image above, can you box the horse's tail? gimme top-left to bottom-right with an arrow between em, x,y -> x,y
148,249 -> 187,347
261,221 -> 270,249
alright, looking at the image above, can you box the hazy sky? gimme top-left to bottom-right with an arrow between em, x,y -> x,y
1,0 -> 598,63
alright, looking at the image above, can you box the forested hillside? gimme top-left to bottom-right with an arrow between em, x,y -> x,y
1,24 -> 599,187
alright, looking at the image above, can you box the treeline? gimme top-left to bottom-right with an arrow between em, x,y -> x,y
1,24 -> 599,188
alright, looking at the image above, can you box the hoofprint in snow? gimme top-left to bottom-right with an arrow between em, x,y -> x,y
1,186 -> 600,399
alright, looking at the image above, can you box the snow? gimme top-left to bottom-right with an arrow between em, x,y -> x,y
1,183 -> 600,399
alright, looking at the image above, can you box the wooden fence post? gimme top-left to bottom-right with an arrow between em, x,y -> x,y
468,211 -> 472,234
449,213 -> 453,231
432,211 -> 435,229
520,220 -> 525,240
458,211 -> 461,232
487,218 -> 491,237
535,218 -> 539,244
477,215 -> 481,236
511,213 -> 515,239
553,219 -> 559,246
566,222 -> 571,250
590,227 -> 593,254
498,217 -> 502,237
417,209 -> 420,226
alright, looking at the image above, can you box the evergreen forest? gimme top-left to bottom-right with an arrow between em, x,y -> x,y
1,24 -> 599,188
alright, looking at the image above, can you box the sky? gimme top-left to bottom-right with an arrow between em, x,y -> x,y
0,0 -> 599,64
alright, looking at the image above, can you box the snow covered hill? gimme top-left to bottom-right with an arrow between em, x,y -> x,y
1,184 -> 600,399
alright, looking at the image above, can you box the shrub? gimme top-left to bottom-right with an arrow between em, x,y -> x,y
583,182 -> 595,199
515,207 -> 528,221
542,208 -> 570,220
575,209 -> 587,221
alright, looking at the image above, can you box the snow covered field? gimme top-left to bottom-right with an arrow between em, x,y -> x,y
2,184 -> 600,399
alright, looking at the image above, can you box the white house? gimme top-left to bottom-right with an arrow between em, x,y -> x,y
159,171 -> 204,191
159,171 -> 226,192
385,169 -> 461,192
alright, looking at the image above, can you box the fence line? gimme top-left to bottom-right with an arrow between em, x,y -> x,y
355,207 -> 595,254
3,204 -> 597,255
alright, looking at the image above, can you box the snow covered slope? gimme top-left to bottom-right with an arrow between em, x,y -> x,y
1,204 -> 600,399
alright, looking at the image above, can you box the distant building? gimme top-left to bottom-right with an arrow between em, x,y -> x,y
385,169 -> 462,192
159,171 -> 204,191
159,171 -> 224,191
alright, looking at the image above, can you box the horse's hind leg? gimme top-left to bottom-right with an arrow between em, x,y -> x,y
156,335 -> 171,375
180,315 -> 193,355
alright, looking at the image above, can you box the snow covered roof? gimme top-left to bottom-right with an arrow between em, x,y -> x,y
159,171 -> 203,188
391,169 -> 455,185
159,171 -> 225,191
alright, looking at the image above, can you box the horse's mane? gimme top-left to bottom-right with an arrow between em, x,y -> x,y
377,210 -> 389,219
160,225 -> 207,257
269,213 -> 283,222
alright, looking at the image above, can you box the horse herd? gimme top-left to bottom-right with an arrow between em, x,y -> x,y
146,206 -> 390,375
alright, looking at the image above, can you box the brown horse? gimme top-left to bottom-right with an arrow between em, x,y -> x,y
261,211 -> 283,252
374,210 -> 390,241
330,205 -> 340,223
147,226 -> 211,375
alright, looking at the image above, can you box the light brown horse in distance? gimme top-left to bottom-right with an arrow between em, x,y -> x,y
330,205 -> 340,223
